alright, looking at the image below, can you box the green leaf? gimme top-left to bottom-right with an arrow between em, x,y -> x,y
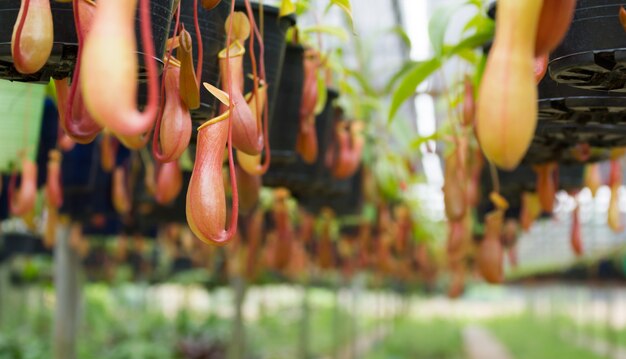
374,153 -> 410,201
456,48 -> 477,64
314,74 -> 328,115
344,68 -> 377,96
326,0 -> 354,31
474,52 -> 488,87
428,0 -> 467,59
295,0 -> 311,16
359,96 -> 382,112
302,25 -> 349,42
385,0 -> 491,124
463,12 -> 493,34
388,58 -> 441,123
384,61 -> 418,93
390,117 -> 416,154
410,132 -> 441,150
362,203 -> 377,223
387,25 -> 412,49
446,25 -> 494,58
338,79 -> 356,96
279,0 -> 296,17
179,149 -> 194,171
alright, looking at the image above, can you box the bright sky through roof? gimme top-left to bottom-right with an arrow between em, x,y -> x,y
402,0 -> 443,186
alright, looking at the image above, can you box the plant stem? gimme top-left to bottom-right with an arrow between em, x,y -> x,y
489,161 -> 500,194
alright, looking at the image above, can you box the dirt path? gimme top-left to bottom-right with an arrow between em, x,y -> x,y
561,330 -> 626,359
321,326 -> 390,359
463,325 -> 514,359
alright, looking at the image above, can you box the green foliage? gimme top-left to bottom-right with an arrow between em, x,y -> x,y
487,315 -> 606,359
0,80 -> 45,172
366,318 -> 464,359
373,152 -> 410,202
429,0 -> 467,59
248,291 -> 355,359
388,58 -> 441,122
387,0 -> 494,123
0,332 -> 49,359
302,25 -> 350,43
368,311 -> 608,359
0,284 -> 366,359
326,0 -> 353,31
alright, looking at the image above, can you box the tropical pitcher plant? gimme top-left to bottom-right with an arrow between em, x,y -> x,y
325,108 -> 364,180
477,0 -> 575,170
188,1 -> 271,245
11,0 -> 276,245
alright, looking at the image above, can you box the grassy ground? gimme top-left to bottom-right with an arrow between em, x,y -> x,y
365,317 -> 464,359
0,284 -> 363,359
486,314 -> 606,359
363,310 -> 611,359
247,304 -> 356,358
2,284 -> 617,359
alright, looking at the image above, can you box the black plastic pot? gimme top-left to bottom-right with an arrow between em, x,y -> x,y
549,1 -> 626,91
172,256 -> 194,273
523,75 -> 626,164
263,89 -> 339,193
300,170 -> 363,216
180,0 -> 231,120
236,1 -> 296,126
132,164 -> 192,228
83,217 -> 124,236
524,141 -> 610,165
36,98 -> 62,188
268,44 -> 304,165
60,137 -> 131,223
0,0 -> 174,83
1,232 -> 50,258
487,2 -> 626,164
0,176 -> 7,224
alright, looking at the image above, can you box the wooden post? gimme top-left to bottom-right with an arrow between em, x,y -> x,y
0,261 -> 8,330
576,286 -> 584,345
332,281 -> 340,359
229,275 -> 247,359
298,280 -> 311,359
350,276 -> 362,359
54,222 -> 81,359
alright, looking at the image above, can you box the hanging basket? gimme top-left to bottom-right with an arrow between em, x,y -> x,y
60,138 -> 131,224
1,232 -> 50,259
0,80 -> 45,173
300,170 -> 364,216
268,44 -> 304,165
524,75 -> 626,164
180,0 -> 231,120
487,1 -> 624,165
549,0 -> 626,91
237,1 -> 296,123
0,0 -> 174,83
263,89 -> 339,193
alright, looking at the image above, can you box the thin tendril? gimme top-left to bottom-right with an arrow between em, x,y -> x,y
489,161 -> 500,195
65,0 -> 86,135
224,0 -> 239,242
8,171 -> 17,215
243,0 -> 260,140
193,0 -> 203,86
244,0 -> 271,173
138,0 -> 160,130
